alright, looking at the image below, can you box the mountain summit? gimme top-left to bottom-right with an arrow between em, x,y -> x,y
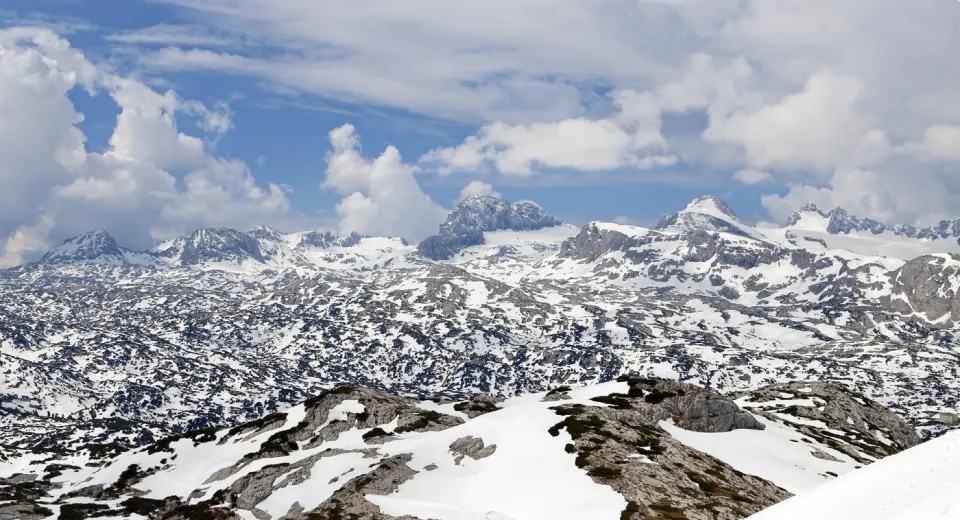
417,195 -> 562,260
39,230 -> 141,266
655,195 -> 759,239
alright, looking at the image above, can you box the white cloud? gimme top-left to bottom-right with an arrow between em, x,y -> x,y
422,90 -> 675,176
459,181 -> 500,200
106,24 -> 235,47
0,28 -> 294,263
760,166 -> 932,225
901,124 -> 960,161
0,215 -> 56,268
703,71 -> 890,172
323,124 -> 447,241
733,168 -> 771,185
10,0 -> 960,233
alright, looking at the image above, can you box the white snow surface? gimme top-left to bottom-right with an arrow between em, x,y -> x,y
749,431 -> 960,520
369,383 -> 630,520
661,416 -> 858,494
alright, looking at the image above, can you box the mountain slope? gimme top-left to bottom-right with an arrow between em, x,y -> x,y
0,378 -> 917,520
748,429 -> 960,519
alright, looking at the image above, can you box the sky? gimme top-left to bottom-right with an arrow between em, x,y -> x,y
3,0 -> 960,265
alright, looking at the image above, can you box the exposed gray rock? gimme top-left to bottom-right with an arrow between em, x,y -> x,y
541,387 -> 572,402
885,254 -> 960,326
0,502 -> 54,520
549,401 -> 790,519
617,376 -> 765,433
448,436 -> 497,465
453,395 -> 503,418
417,195 -> 561,260
732,381 -> 921,463
292,454 -> 422,520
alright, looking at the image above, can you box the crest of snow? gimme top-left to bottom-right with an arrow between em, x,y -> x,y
748,430 -> 960,520
661,415 -> 860,494
681,195 -> 739,220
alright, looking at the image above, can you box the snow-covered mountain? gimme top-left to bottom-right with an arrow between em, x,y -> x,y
0,378 -> 920,520
3,194 -> 960,450
656,195 -> 765,240
769,203 -> 960,259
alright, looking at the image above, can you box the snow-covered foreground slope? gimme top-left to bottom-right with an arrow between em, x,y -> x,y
0,378 -> 920,520
749,430 -> 960,520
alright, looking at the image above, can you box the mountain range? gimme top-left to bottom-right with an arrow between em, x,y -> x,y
2,193 -> 960,517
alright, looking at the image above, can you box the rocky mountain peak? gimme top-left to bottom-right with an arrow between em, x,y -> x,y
823,208 -> 888,235
683,195 -> 738,219
655,195 -> 757,239
39,229 -> 128,266
786,203 -> 960,242
296,230 -> 365,250
247,226 -> 283,241
786,203 -> 828,226
418,195 -> 561,260
179,227 -> 264,266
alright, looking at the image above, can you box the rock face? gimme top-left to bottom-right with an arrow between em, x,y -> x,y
448,436 -> 497,464
296,230 -> 366,250
618,377 -> 765,433
885,254 -> 960,325
417,195 -> 561,260
179,228 -> 266,266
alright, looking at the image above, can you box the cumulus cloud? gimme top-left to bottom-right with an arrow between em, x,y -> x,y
901,124 -> 960,161
703,71 -> 890,172
422,90 -> 675,176
322,124 -> 447,241
11,0 -> 960,232
0,215 -> 56,268
733,169 -> 771,185
0,28 -> 293,264
459,181 -> 500,200
760,167 -> 927,225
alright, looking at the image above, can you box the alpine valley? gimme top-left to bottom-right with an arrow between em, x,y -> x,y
1,194 -> 959,519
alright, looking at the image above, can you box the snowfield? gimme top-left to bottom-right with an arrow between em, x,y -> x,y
749,431 -> 960,519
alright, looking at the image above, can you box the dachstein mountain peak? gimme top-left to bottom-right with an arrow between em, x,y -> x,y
416,194 -> 563,260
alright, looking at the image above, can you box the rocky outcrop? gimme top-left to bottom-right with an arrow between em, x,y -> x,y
292,454 -> 421,520
417,195 -> 561,260
448,436 -> 497,464
39,230 -> 135,265
884,254 -> 960,325
614,376 -> 765,433
549,398 -> 789,519
788,202 -> 960,241
655,195 -> 757,239
179,228 -> 265,266
453,395 -> 503,418
732,381 -> 921,463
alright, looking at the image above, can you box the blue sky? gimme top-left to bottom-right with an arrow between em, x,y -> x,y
1,0 -> 959,262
